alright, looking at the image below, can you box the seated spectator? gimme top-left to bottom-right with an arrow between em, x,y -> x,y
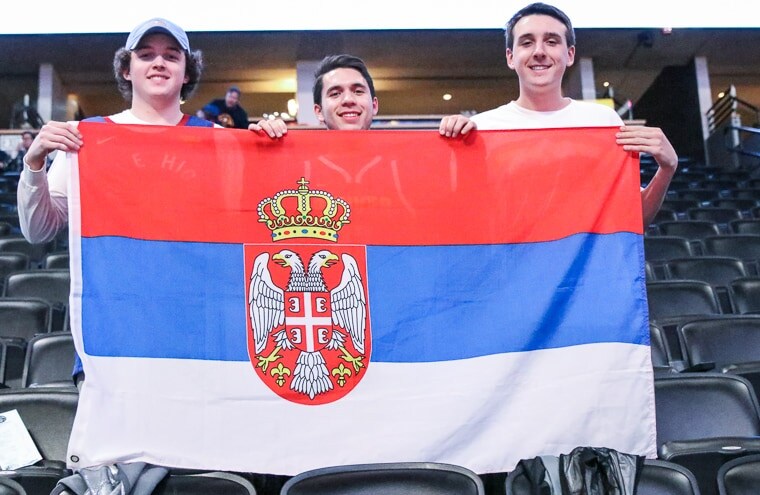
206,86 -> 249,128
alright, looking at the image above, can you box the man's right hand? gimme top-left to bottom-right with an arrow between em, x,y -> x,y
248,119 -> 288,139
25,121 -> 82,171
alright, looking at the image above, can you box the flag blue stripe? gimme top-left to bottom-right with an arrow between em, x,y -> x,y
80,233 -> 647,362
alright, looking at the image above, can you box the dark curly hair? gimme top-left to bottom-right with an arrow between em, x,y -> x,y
113,47 -> 203,102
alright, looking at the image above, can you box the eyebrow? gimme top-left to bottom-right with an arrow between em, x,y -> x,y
517,31 -> 563,41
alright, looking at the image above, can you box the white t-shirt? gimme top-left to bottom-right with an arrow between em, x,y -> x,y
471,99 -> 623,130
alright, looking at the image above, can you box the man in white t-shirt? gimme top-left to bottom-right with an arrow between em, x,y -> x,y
439,2 -> 678,227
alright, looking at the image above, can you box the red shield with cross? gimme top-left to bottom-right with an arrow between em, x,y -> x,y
283,291 -> 333,353
245,243 -> 371,406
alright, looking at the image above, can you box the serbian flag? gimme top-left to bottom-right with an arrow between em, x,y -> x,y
66,123 -> 655,474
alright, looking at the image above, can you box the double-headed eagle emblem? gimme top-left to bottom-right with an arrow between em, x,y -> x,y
247,179 -> 369,403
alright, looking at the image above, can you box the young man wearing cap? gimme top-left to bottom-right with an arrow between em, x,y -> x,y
18,17 -> 212,244
438,2 -> 678,227
18,17 -> 215,393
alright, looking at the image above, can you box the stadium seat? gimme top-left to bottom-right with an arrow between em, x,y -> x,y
636,459 -> 700,495
0,298 -> 53,388
651,208 -> 678,225
3,270 -> 70,331
713,199 -> 757,213
702,235 -> 760,275
679,316 -> 760,398
658,220 -> 721,243
153,471 -> 257,495
22,332 -> 76,388
281,462 -> 485,495
716,453 -> 760,495
663,199 -> 700,214
646,280 -> 722,360
687,208 -> 742,232
0,237 -> 55,267
729,219 -> 760,235
664,256 -> 747,312
678,188 -> 721,203
655,373 -> 760,495
650,321 -> 673,370
730,277 -> 760,314
43,252 -> 69,270
645,236 -> 694,262
0,389 -> 78,493
0,253 -> 30,291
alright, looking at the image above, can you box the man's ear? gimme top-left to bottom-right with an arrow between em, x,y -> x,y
567,45 -> 576,67
314,104 -> 325,123
371,97 -> 378,116
506,48 -> 515,70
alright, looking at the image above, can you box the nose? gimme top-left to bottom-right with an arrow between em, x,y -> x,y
151,55 -> 168,68
532,43 -> 547,57
340,91 -> 357,105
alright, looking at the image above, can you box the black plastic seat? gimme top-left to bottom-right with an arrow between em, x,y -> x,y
0,298 -> 53,388
651,208 -> 678,225
0,237 -> 55,267
717,452 -> 760,495
3,270 -> 70,331
637,459 -> 701,495
647,281 -> 721,321
730,277 -> 760,314
679,316 -> 760,399
702,235 -> 760,275
650,321 -> 672,369
713,199 -> 757,213
729,219 -> 760,235
655,374 -> 760,495
659,220 -> 721,242
0,389 -> 79,494
43,252 -> 69,270
153,471 -> 257,495
281,462 -> 485,495
647,281 -> 722,360
687,208 -> 742,231
22,332 -> 76,388
645,236 -> 694,264
664,256 -> 748,312
0,253 -> 30,291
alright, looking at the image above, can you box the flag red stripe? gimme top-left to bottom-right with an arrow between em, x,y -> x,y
78,124 -> 642,245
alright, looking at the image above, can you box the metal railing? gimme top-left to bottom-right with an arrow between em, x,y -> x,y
706,85 -> 760,135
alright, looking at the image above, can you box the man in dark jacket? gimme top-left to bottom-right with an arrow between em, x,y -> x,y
207,85 -> 249,128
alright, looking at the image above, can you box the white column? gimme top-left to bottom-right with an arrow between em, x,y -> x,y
37,63 -> 67,123
296,60 -> 321,126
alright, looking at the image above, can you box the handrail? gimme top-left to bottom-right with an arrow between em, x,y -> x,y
724,125 -> 760,159
707,85 -> 760,134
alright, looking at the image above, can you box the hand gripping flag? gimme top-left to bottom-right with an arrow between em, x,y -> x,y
67,124 -> 655,474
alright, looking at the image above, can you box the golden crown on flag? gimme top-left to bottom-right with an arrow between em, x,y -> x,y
257,178 -> 351,242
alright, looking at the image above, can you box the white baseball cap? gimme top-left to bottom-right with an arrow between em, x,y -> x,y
125,18 -> 190,52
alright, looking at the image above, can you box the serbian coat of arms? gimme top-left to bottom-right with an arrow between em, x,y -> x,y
245,178 -> 371,405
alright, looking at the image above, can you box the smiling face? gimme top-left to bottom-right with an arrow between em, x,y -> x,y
507,14 -> 575,102
124,33 -> 188,105
314,67 -> 378,130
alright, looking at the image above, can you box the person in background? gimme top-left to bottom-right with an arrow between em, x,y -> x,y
207,85 -> 249,128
